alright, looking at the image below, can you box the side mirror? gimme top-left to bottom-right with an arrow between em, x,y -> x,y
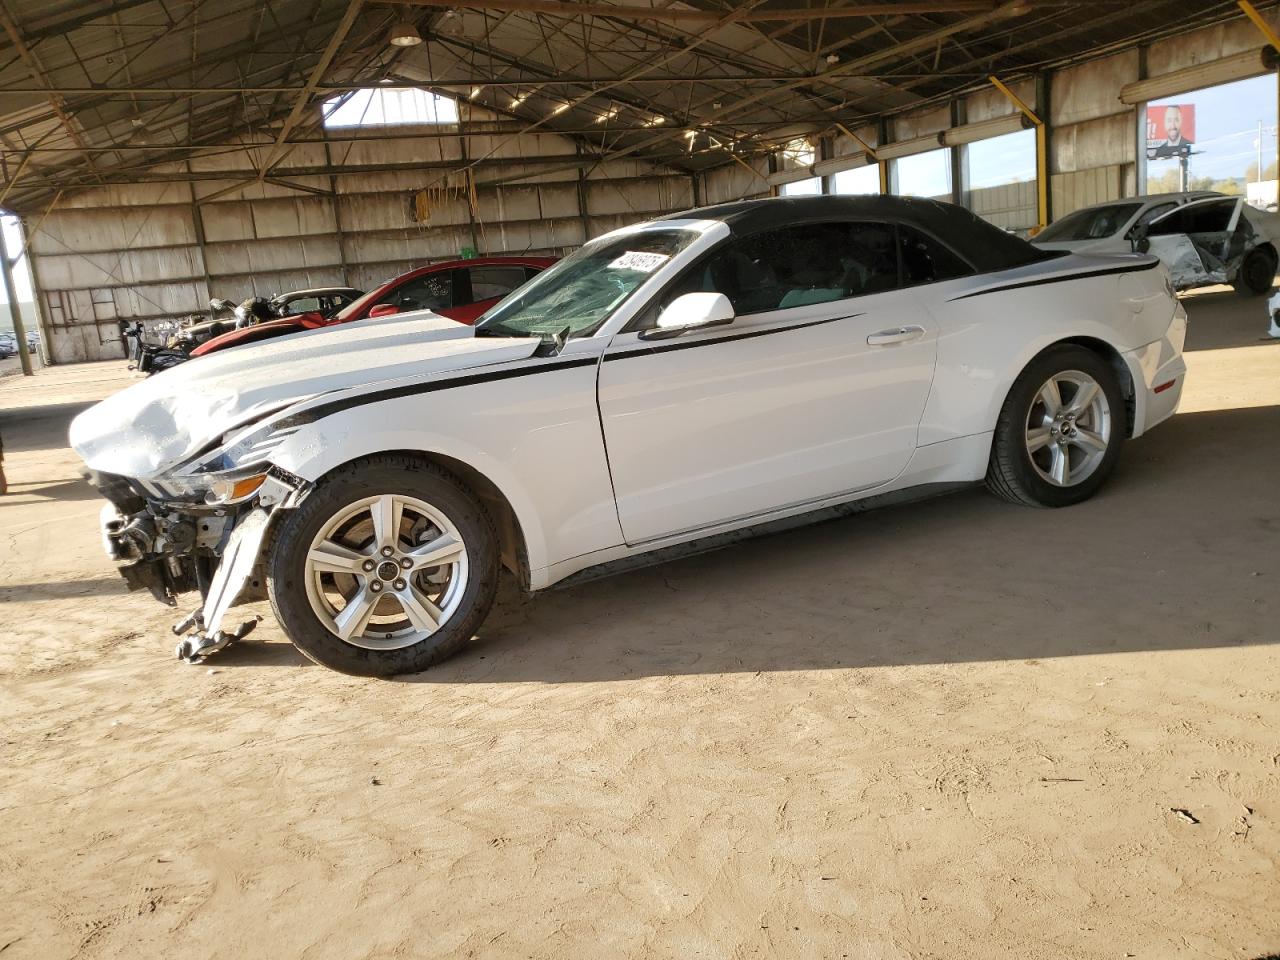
642,292 -> 735,340
368,303 -> 400,319
1130,225 -> 1150,253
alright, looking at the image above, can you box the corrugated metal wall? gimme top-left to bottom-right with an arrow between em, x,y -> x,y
26,8 -> 1280,364
31,110 -> 698,363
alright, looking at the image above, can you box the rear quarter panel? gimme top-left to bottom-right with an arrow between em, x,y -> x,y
915,257 -> 1178,445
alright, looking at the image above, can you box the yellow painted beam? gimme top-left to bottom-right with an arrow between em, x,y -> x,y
990,74 -> 1048,228
1239,0 -> 1280,51
988,74 -> 1041,126
834,122 -> 879,160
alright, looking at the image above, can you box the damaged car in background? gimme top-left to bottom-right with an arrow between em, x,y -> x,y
1034,194 -> 1278,296
71,195 -> 1188,676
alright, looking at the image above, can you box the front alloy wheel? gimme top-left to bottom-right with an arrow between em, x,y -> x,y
304,494 -> 469,649
268,456 -> 500,675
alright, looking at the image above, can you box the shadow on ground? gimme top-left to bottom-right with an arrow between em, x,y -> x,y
0,401 -> 98,453
0,578 -> 130,602
1182,288 -> 1278,351
387,403 -> 1280,684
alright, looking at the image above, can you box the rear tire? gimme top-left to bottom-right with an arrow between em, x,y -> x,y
985,345 -> 1126,508
1237,247 -> 1277,296
267,455 -> 499,676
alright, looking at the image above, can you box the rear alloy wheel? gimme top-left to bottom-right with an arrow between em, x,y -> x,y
268,456 -> 499,676
1237,247 -> 1277,296
986,345 -> 1126,507
1023,370 -> 1112,489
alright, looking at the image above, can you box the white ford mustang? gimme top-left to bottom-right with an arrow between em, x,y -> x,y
71,196 -> 1188,675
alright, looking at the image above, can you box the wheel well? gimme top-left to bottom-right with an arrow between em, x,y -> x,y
321,449 -> 531,590
1051,336 -> 1136,437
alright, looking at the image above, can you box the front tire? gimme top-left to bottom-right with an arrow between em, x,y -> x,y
267,455 -> 500,676
986,345 -> 1126,508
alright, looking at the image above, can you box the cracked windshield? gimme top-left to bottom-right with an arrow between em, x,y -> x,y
476,229 -> 698,339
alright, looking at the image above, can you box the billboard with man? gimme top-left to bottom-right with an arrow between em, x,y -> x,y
1146,104 -> 1196,159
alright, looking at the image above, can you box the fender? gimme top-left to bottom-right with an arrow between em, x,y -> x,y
265,359 -> 626,580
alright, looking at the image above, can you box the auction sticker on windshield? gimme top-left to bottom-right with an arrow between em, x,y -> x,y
608,251 -> 670,273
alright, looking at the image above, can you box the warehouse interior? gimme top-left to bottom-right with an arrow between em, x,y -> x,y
2,2 -> 1279,959
0,0 -> 1275,363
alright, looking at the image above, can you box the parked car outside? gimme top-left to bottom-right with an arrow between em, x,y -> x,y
190,256 -> 555,358
1033,192 -> 1279,295
71,196 -> 1187,674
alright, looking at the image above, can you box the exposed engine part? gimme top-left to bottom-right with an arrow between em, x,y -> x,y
110,513 -> 158,561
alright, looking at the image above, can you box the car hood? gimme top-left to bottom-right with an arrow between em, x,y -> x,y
70,311 -> 540,480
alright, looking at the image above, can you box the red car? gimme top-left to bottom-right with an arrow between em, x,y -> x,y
191,256 -> 556,358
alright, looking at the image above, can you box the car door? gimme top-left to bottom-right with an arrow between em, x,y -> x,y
596,219 -> 951,546
1143,197 -> 1244,288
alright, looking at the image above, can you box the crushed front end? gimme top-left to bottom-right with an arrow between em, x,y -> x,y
88,461 -> 308,662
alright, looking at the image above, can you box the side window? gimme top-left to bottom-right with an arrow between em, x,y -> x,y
1147,200 -> 1236,237
468,266 -> 527,302
896,224 -> 972,286
1134,202 -> 1176,231
383,271 -> 453,311
662,221 -> 901,316
282,296 -> 321,315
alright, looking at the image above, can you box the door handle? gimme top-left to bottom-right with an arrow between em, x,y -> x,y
866,325 -> 925,346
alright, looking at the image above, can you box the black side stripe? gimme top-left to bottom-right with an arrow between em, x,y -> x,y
604,313 -> 864,362
947,259 -> 1159,302
277,355 -> 598,426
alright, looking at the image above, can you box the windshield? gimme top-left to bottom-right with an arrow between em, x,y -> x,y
475,229 -> 699,339
1036,202 -> 1143,242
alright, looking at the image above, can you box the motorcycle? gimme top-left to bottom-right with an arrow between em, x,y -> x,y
126,295 -> 311,376
122,319 -> 191,375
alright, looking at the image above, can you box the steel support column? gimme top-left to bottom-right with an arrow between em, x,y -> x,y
989,74 -> 1048,229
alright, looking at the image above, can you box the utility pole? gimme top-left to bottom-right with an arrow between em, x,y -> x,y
0,218 -> 32,376
1259,120 -> 1264,185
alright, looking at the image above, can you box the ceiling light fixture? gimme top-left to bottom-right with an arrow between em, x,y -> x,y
389,22 -> 423,47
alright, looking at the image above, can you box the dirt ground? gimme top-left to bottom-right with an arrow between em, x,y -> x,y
1,291 -> 1278,960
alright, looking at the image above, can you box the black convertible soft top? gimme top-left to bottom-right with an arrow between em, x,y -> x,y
659,195 -> 1054,274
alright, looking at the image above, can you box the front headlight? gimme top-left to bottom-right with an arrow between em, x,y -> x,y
204,471 -> 268,505
158,425 -> 295,506
142,466 -> 268,506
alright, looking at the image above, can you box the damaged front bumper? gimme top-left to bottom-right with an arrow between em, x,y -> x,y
91,468 -> 308,660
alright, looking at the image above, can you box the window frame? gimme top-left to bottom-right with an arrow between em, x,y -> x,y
464,265 -> 532,304
623,217 -> 976,333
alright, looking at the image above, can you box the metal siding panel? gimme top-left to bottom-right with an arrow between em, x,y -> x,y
1051,50 -> 1139,126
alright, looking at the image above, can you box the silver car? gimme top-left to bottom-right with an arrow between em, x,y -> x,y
1034,192 -> 1278,295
